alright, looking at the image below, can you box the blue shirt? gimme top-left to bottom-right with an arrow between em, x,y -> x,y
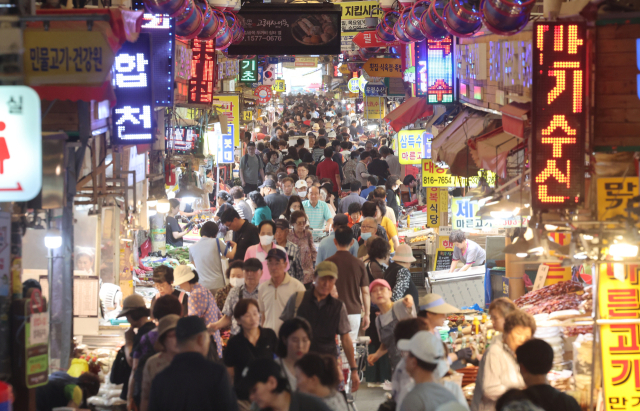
316,233 -> 360,264
302,200 -> 333,230
338,192 -> 367,213
252,206 -> 272,226
360,186 -> 375,199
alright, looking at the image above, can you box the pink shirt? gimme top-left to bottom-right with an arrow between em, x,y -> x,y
244,242 -> 290,282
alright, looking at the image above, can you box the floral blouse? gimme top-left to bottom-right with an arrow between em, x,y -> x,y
287,229 -> 317,284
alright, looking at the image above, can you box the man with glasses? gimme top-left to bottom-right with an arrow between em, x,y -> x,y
240,142 -> 265,194
258,249 -> 305,334
302,186 -> 333,232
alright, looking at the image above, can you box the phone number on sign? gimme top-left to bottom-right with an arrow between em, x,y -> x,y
245,36 -> 282,42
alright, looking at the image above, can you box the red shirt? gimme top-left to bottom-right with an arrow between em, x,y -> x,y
316,158 -> 340,192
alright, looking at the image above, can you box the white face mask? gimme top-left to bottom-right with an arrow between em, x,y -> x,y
260,235 -> 274,246
298,190 -> 307,198
320,191 -> 327,201
230,277 -> 244,288
392,185 -> 398,191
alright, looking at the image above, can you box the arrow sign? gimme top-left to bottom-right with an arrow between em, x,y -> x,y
353,31 -> 404,49
363,58 -> 404,78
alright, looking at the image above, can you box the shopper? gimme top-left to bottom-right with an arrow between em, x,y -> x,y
276,318 -> 313,391
338,181 -> 367,214
274,219 -> 305,283
243,358 -> 333,411
397,331 -> 459,411
258,248 -> 306,334
288,210 -> 317,285
316,147 -> 341,194
449,230 -> 487,272
347,202 -> 362,228
139,314 -> 179,411
213,191 -> 235,239
384,175 -> 402,221
262,179 -> 289,219
326,225 -> 370,341
302,186 -> 333,231
282,177 -> 296,199
173,265 -> 223,359
148,316 -> 238,411
188,221 -> 228,294
240,142 -> 265,194
249,190 -> 273,226
165,198 -> 189,247
220,207 -> 259,261
297,162 -> 310,181
283,195 -> 304,222
374,200 -> 399,253
245,220 -> 290,283
371,187 -> 397,225
214,260 -> 243,315
295,353 -> 349,411
316,214 -> 360,264
488,297 -> 518,333
367,279 -> 415,372
356,152 -> 372,187
313,138 -> 327,163
367,150 -> 390,185
279,261 -> 361,392
360,175 -> 377,199
224,299 -> 278,411
230,186 -> 254,222
472,310 -> 536,411
380,146 -> 401,177
150,266 -> 188,318
209,258 -> 262,335
385,243 -> 420,304
36,371 -> 100,411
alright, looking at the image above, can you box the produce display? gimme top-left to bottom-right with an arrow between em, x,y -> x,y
166,245 -> 190,265
564,325 -> 594,337
409,235 -> 428,243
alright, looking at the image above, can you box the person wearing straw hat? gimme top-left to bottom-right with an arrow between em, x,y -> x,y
139,314 -> 180,411
384,244 -> 419,305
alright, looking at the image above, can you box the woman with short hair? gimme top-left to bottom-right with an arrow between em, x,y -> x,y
249,191 -> 273,226
295,353 -> 349,411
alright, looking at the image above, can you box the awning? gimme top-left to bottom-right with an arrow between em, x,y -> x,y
500,102 -> 530,139
384,97 -> 434,132
431,109 -> 498,177
468,127 -> 521,178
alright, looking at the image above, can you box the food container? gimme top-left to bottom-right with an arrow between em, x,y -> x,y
427,265 -> 486,309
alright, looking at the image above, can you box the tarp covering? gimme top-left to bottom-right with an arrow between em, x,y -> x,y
500,102 -> 530,139
384,97 -> 434,132
468,126 -> 520,178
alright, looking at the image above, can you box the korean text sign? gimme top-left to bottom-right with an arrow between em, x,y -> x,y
363,58 -> 403,78
426,187 -> 448,227
398,129 -> 431,165
213,95 -> 240,146
598,264 -> 640,410
215,123 -> 235,164
112,34 -> 155,144
240,58 -> 258,83
532,22 -> 586,209
452,197 -> 528,230
189,40 -> 216,104
421,160 -> 496,187
141,14 -> 176,106
597,177 -> 639,222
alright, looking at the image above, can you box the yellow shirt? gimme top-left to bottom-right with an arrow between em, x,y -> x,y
380,216 -> 397,253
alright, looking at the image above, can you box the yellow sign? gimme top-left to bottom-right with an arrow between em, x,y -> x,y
295,57 -> 317,67
363,58 -> 403,78
23,30 -> 115,86
273,79 -> 286,93
421,160 -> 497,187
212,95 -> 240,146
597,177 -> 639,221
599,263 -> 640,408
364,95 -> 384,119
398,129 -> 429,165
348,78 -> 360,93
339,64 -> 351,75
427,187 -> 448,228
340,1 -> 383,21
242,111 -> 253,121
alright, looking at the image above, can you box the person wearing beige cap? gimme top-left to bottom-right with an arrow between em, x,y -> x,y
280,261 -> 361,392
385,244 -> 420,304
139,314 -> 179,411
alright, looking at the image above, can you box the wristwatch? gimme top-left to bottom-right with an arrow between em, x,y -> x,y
350,367 -> 358,371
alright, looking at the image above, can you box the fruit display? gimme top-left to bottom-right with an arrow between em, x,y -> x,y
409,235 -> 428,243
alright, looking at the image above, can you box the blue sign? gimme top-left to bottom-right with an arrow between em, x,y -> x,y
280,56 -> 295,63
252,66 -> 264,88
268,57 -> 279,65
424,132 -> 433,159
112,33 -> 154,144
139,13 -> 176,106
217,124 -> 235,164
364,84 -> 386,96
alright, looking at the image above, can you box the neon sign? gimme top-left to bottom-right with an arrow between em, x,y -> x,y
112,34 -> 154,144
414,40 -> 427,97
189,40 -> 216,104
427,36 -> 454,103
141,14 -> 175,106
532,22 -> 586,209
239,58 -> 258,83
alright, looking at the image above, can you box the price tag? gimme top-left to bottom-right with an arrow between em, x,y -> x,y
533,265 -> 550,291
29,312 -> 48,346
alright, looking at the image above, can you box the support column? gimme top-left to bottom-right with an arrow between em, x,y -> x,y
504,234 -> 526,300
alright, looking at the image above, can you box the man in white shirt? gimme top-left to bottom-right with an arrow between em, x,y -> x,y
188,222 -> 227,294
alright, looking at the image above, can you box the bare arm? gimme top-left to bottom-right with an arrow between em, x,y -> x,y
208,315 -> 232,332
391,235 -> 400,250
324,218 -> 333,232
225,241 -> 238,260
449,260 -> 459,273
340,333 -> 360,392
459,263 -> 473,272
360,286 -> 370,330
239,168 -> 246,185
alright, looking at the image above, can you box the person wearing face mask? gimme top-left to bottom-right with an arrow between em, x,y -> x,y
294,180 -> 308,201
274,219 -> 305,283
283,195 -> 304,222
244,220 -> 290,283
397,331 -> 464,411
213,261 -> 245,315
352,204 -> 389,248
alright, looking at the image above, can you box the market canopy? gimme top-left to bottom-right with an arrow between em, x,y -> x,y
468,126 -> 522,179
384,97 -> 434,132
500,102 -> 530,139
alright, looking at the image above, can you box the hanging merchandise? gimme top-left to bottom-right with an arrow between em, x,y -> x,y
443,0 -> 482,37
393,7 -> 414,43
214,16 -> 233,50
376,11 -> 400,43
225,12 -> 245,45
175,0 -> 205,40
481,0 -> 535,35
421,0 -> 448,39
144,0 -> 187,18
405,0 -> 430,41
198,5 -> 225,40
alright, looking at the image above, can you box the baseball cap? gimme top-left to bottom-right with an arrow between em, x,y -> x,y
397,330 -> 445,364
333,214 -> 349,226
259,180 -> 277,189
175,316 -> 207,343
403,175 -> 417,185
172,265 -> 195,286
277,172 -> 288,181
117,294 -> 147,318
295,180 -> 308,189
154,314 -> 179,351
369,279 -> 391,292
266,248 -> 287,261
418,293 -> 460,314
275,219 -> 290,230
393,244 -> 416,263
315,261 -> 338,278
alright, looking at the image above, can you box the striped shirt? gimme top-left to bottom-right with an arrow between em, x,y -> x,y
302,200 -> 333,230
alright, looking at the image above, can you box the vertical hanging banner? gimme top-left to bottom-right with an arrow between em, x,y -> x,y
532,22 -> 586,210
212,95 -> 240,146
215,122 -> 235,164
427,187 -> 441,227
141,14 -> 176,106
189,40 -> 216,104
112,34 -> 155,144
427,36 -> 454,103
598,264 -> 640,408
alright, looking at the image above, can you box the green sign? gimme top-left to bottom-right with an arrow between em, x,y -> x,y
240,58 -> 258,83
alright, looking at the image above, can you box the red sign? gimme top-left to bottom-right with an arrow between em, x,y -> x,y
352,31 -> 404,49
254,85 -> 272,104
531,22 -> 586,210
189,40 -> 217,104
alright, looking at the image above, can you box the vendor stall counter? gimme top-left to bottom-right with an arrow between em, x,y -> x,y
427,265 -> 486,309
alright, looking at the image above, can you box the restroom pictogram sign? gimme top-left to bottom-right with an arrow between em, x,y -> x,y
0,86 -> 42,201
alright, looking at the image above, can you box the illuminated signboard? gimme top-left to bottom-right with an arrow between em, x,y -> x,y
426,36 -> 454,103
189,40 -> 216,104
239,58 -> 258,83
348,78 -> 359,93
141,14 -> 175,106
398,129 -> 429,164
414,40 -> 427,97
112,33 -> 154,144
532,22 -> 586,209
216,123 -> 235,164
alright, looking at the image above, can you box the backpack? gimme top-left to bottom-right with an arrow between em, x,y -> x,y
242,153 -> 264,175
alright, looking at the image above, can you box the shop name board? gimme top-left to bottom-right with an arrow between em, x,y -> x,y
398,129 -> 431,165
273,79 -> 286,92
364,95 -> 384,119
532,22 -> 586,209
421,160 -> 497,188
452,197 -> 528,230
239,58 -> 258,83
363,58 -> 403,78
364,84 -> 386,96
427,36 -> 454,103
189,40 -> 216,104
243,111 -> 253,121
348,78 -> 360,93
427,187 -> 448,228
112,34 -> 155,144
295,57 -> 317,67
597,177 -> 639,222
141,14 -> 175,106
212,95 -> 240,146
340,1 -> 383,32
254,85 -> 273,104
216,123 -> 235,164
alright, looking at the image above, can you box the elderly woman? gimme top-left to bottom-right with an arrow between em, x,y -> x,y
287,210 -> 317,286
472,310 -> 536,411
150,266 -> 188,318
